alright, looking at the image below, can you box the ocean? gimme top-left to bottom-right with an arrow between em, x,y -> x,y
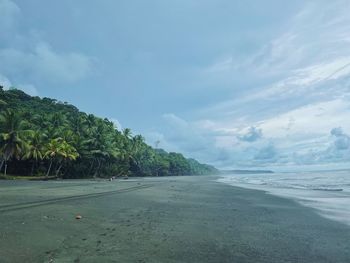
218,170 -> 350,226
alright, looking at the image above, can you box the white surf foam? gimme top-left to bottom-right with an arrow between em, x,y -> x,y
218,170 -> 350,226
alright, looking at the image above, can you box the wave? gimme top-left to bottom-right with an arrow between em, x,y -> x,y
218,170 -> 350,226
311,188 -> 343,192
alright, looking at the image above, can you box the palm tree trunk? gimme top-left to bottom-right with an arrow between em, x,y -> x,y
46,160 -> 53,177
4,161 -> 7,177
30,162 -> 35,176
0,159 -> 4,173
94,158 -> 101,177
88,159 -> 95,176
55,164 -> 63,177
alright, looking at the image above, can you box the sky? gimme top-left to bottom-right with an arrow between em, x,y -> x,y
1,0 -> 350,170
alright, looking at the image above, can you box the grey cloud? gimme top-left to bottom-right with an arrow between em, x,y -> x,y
292,128 -> 350,165
334,137 -> 350,150
238,126 -> 263,142
254,144 -> 277,160
331,127 -> 344,137
330,127 -> 350,150
150,114 -> 285,169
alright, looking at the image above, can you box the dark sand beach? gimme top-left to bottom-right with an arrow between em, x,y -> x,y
0,176 -> 349,263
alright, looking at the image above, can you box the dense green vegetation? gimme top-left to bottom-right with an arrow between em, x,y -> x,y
0,87 -> 218,178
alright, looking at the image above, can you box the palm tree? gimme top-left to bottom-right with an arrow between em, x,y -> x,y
0,99 -> 7,110
84,121 -> 119,177
44,138 -> 62,177
32,114 -> 50,130
61,129 -> 75,145
23,131 -> 45,175
85,114 -> 96,135
129,135 -> 148,174
70,114 -> 87,135
50,112 -> 68,129
123,128 -> 133,139
0,110 -> 29,176
54,140 -> 79,177
44,138 -> 79,177
71,134 -> 90,156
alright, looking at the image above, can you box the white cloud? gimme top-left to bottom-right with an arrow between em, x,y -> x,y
0,74 -> 38,96
251,1 -> 350,74
162,113 -> 188,129
238,126 -> 263,142
161,113 -> 211,153
248,57 -> 350,102
110,118 -> 122,130
152,95 -> 350,168
0,74 -> 12,89
292,127 -> 350,165
0,0 -> 93,92
18,84 -> 38,96
0,0 -> 20,34
257,99 -> 350,138
0,43 -> 93,84
146,114 -> 280,168
182,1 -> 350,169
33,43 -> 92,83
145,131 -> 171,150
203,0 -> 350,117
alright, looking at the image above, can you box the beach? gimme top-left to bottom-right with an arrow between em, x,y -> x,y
0,176 -> 349,263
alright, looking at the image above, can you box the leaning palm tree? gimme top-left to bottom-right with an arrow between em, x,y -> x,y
44,138 -> 79,177
44,138 -> 62,177
54,140 -> 79,177
0,110 -> 29,176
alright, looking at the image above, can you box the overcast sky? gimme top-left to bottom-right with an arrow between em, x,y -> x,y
1,0 -> 350,170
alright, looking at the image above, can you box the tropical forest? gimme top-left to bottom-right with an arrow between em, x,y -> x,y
0,87 -> 218,179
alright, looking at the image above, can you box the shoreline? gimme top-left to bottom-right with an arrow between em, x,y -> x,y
218,172 -> 350,227
0,176 -> 349,262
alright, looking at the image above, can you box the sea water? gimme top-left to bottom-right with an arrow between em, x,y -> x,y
218,170 -> 350,226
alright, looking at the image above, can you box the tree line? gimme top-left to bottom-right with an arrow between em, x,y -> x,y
0,87 -> 218,178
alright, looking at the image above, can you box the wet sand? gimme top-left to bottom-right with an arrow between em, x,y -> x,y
0,176 -> 349,263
